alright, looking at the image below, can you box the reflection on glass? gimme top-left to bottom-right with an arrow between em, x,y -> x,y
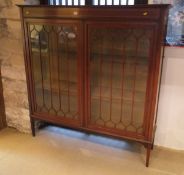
49,0 -> 85,5
89,27 -> 152,134
93,0 -> 134,5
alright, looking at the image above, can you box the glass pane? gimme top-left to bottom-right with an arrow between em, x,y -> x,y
128,0 -> 134,5
89,26 -> 152,135
29,24 -> 79,120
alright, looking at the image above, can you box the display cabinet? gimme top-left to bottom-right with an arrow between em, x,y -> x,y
18,5 -> 169,166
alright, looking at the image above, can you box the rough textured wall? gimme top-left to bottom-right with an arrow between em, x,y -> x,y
0,0 -> 31,133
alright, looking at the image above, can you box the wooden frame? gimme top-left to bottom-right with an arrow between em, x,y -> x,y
18,4 -> 169,167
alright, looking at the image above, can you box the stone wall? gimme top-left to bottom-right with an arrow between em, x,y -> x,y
0,0 -> 31,133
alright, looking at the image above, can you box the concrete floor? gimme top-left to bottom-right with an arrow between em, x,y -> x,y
0,127 -> 184,175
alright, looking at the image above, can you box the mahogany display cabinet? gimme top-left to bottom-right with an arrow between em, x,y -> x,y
18,4 -> 169,166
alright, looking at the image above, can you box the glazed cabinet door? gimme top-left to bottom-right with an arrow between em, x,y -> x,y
86,22 -> 157,140
26,20 -> 83,126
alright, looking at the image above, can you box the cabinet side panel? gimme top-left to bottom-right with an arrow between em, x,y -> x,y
19,7 -> 35,116
147,8 -> 169,143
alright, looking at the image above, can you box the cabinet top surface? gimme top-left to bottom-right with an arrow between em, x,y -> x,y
17,4 -> 170,9
18,4 -> 170,20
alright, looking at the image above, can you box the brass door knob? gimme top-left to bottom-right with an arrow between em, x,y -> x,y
73,11 -> 78,16
143,12 -> 148,16
25,11 -> 30,15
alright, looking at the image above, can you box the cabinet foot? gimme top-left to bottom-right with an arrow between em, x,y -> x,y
146,144 -> 151,167
31,118 -> 35,137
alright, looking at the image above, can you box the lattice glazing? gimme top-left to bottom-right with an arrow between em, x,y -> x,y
29,24 -> 79,119
89,27 -> 152,134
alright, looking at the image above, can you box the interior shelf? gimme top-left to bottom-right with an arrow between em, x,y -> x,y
35,80 -> 78,96
90,86 -> 146,103
32,49 -> 77,57
90,53 -> 149,65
